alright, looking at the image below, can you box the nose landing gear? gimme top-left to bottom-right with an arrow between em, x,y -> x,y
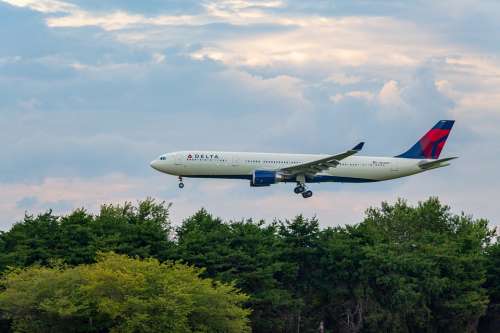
178,176 -> 184,189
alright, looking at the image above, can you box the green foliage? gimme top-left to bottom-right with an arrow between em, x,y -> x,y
0,253 -> 250,333
479,241 -> 500,332
173,198 -> 493,333
0,198 -> 173,270
0,197 -> 496,333
344,198 -> 491,332
175,209 -> 295,332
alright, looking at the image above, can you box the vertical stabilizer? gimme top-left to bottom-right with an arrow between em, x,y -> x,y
396,120 -> 455,159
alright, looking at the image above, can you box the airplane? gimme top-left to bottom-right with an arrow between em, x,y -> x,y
150,120 -> 456,198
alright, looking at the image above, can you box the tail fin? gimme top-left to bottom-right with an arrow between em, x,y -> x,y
396,120 -> 455,159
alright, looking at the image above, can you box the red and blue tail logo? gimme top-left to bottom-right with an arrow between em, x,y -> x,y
396,120 -> 455,159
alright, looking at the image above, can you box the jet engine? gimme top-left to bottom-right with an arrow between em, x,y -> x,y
251,170 -> 284,187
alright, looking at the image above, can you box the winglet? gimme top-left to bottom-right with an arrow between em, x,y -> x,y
352,142 -> 364,151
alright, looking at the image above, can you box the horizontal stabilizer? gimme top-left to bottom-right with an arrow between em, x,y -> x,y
418,157 -> 458,170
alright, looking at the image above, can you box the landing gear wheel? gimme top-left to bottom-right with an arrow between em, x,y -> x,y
302,190 -> 313,198
178,182 -> 184,189
294,185 -> 305,194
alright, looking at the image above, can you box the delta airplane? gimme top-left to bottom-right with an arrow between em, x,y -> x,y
150,120 -> 456,198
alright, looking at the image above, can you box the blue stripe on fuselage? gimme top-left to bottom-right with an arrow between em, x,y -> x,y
183,175 -> 377,183
309,175 -> 377,183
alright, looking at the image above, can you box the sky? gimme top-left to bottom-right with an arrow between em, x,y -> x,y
1,0 -> 500,229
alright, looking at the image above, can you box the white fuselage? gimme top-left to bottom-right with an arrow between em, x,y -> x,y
150,151 -> 428,184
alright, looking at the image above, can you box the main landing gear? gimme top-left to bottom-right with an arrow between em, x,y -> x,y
294,183 -> 313,198
178,176 -> 184,189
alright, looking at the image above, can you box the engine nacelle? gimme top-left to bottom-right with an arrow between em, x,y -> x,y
251,170 -> 283,187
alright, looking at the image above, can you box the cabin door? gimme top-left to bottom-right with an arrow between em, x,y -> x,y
232,155 -> 241,167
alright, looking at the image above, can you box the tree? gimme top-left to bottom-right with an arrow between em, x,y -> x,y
0,197 -> 495,333
0,253 -> 251,333
0,198 -> 173,271
175,209 -> 297,333
479,241 -> 500,332
0,211 -> 60,271
277,215 -> 322,332
314,198 -> 491,333
89,199 -> 174,260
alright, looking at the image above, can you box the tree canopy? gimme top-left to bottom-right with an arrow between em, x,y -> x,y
0,199 -> 173,271
0,252 -> 250,333
0,197 -> 497,333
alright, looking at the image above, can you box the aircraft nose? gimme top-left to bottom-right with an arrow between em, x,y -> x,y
150,159 -> 161,171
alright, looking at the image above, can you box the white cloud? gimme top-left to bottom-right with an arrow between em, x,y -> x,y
431,56 -> 500,136
2,0 -> 286,31
46,12 -> 216,31
325,73 -> 362,85
188,17 -> 435,69
348,90 -> 374,101
378,80 -> 404,106
214,69 -> 315,136
47,10 -> 145,31
219,70 -> 308,105
329,93 -> 344,103
2,0 -> 208,30
330,90 -> 374,103
2,0 -> 76,13
0,174 -> 155,228
3,0 -> 500,231
212,0 -> 285,10
152,52 -> 166,64
0,56 -> 22,65
205,0 -> 285,18
329,80 -> 403,107
17,98 -> 40,111
374,79 -> 416,121
0,0 -> 446,71
8,0 -> 496,137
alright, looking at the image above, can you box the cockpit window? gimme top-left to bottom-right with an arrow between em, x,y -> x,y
160,156 -> 166,161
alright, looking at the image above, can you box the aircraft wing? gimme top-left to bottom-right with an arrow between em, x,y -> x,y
280,142 -> 364,176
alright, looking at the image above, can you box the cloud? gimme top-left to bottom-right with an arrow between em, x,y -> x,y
0,174 -> 150,228
1,0 -> 500,230
325,73 -> 361,85
2,0 -> 206,30
0,55 -> 317,183
330,90 -> 374,104
187,16 -> 442,72
16,196 -> 38,209
2,144 -> 497,230
2,0 -> 76,13
327,70 -> 452,125
2,0 -> 286,31
378,80 -> 403,106
375,80 -> 410,120
151,52 -> 166,64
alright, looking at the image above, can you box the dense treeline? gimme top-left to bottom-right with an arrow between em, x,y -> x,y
0,197 -> 499,332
